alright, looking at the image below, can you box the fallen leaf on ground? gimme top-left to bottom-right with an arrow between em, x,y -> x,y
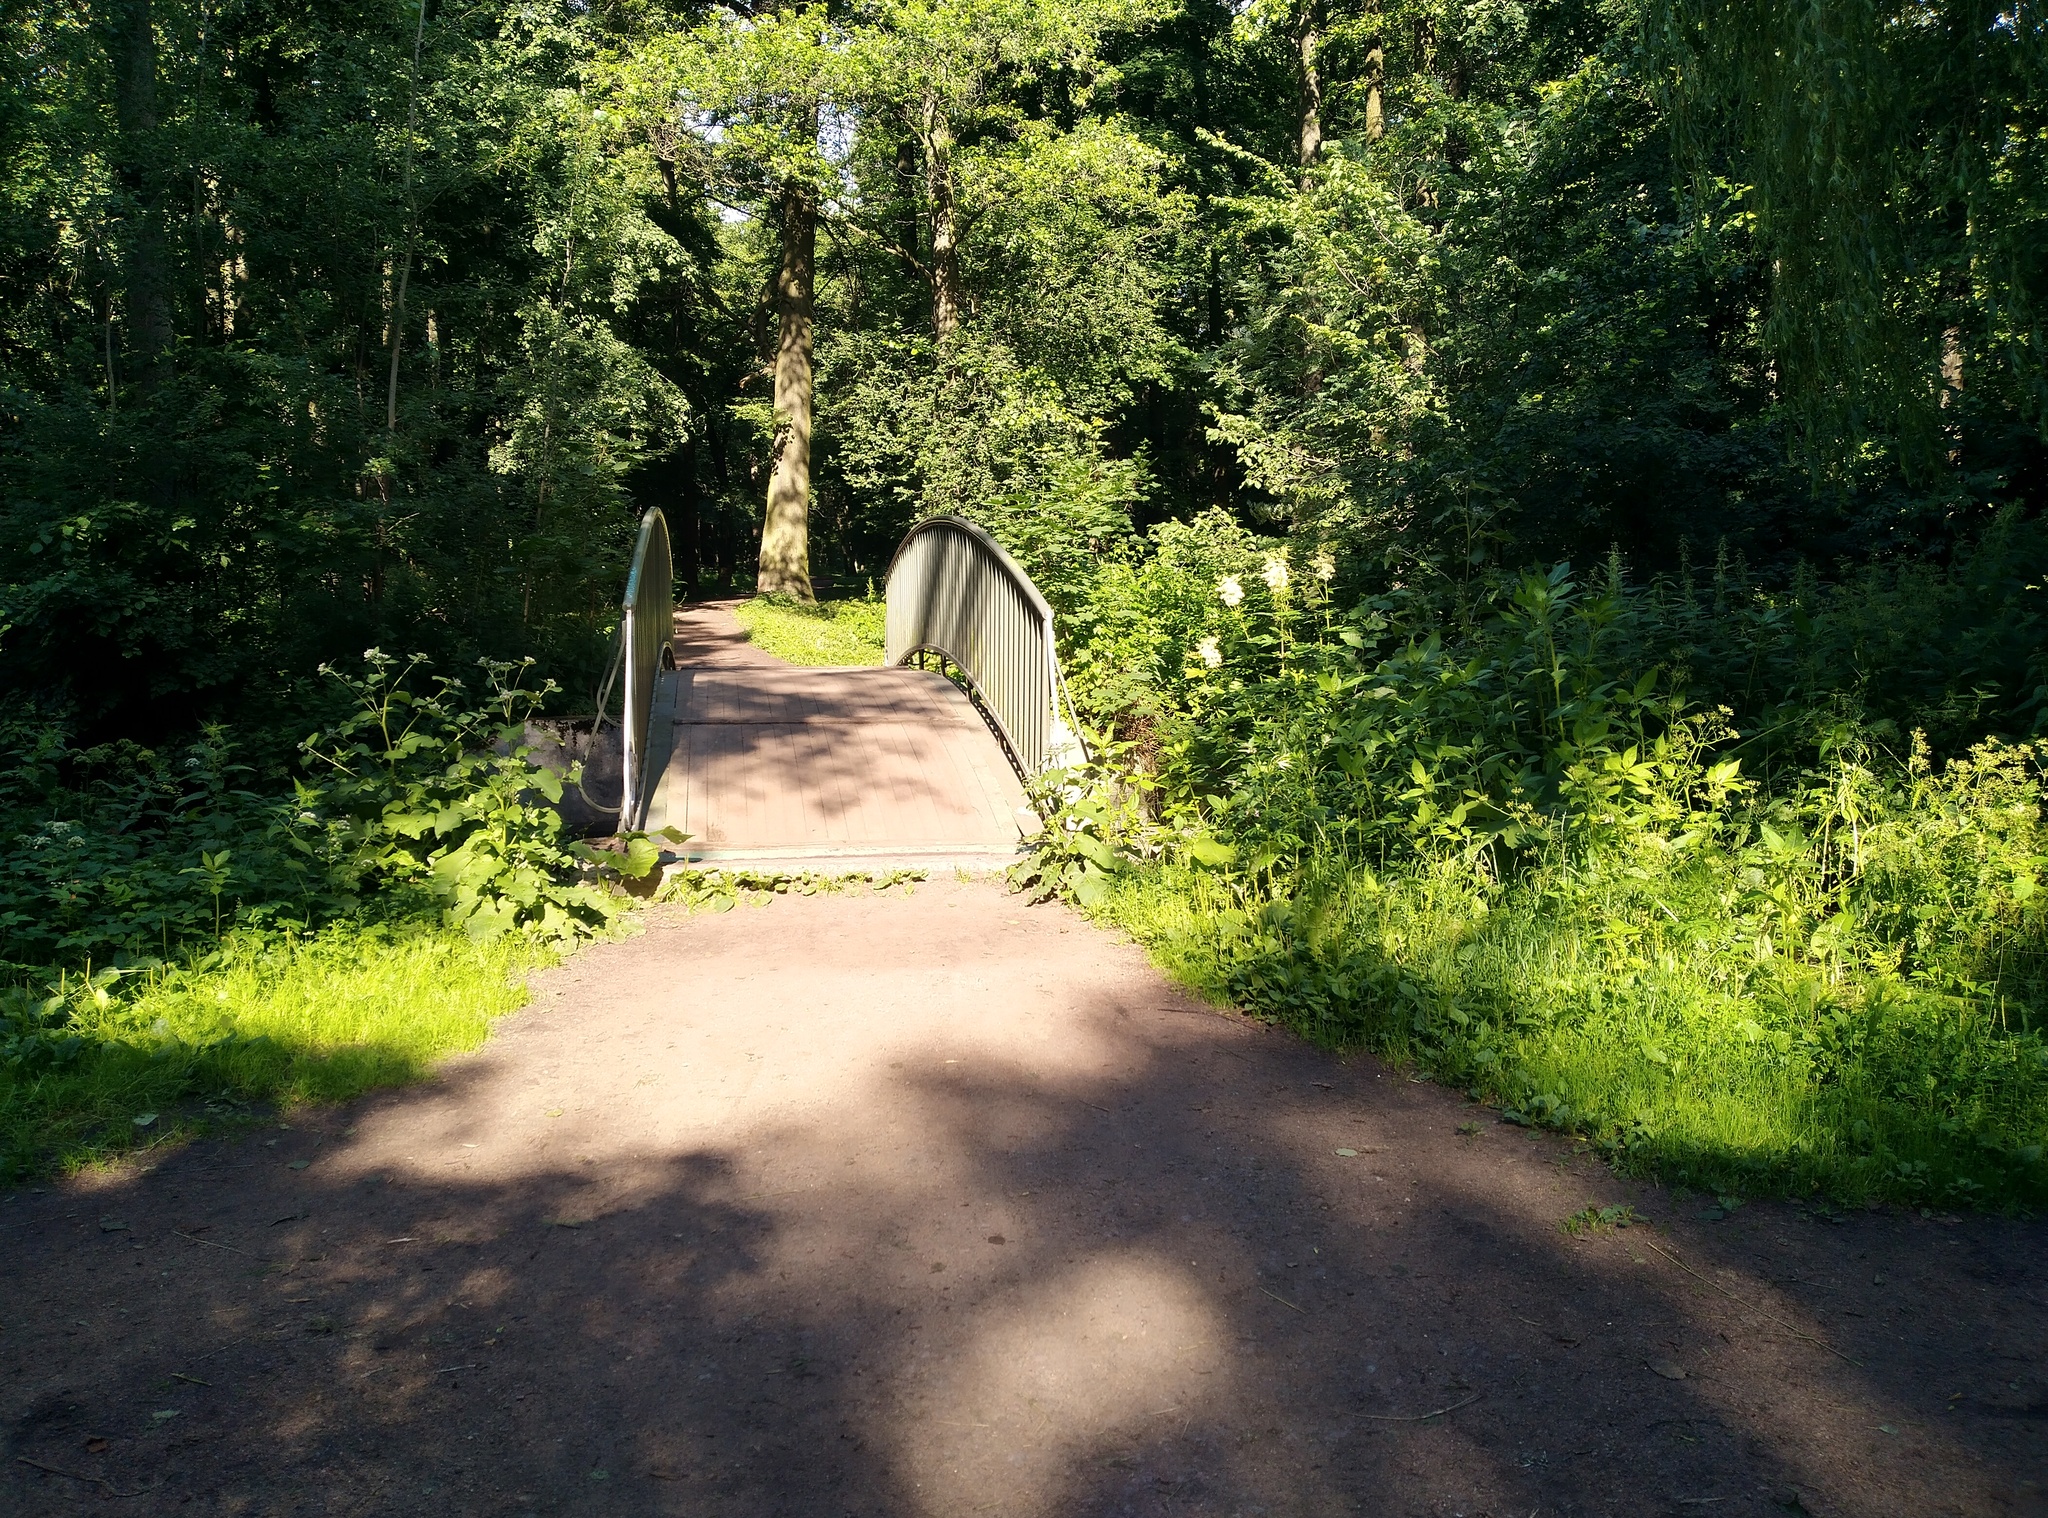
286,1160 -> 310,1171
1648,1358 -> 1687,1380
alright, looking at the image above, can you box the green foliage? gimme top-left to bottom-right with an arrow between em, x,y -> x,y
0,920 -> 543,1182
655,865 -> 929,913
0,646 -> 661,1180
0,721 -> 328,969
1061,541 -> 2048,1209
0,650 -> 637,974
296,651 -> 618,941
0,0 -> 709,730
1207,147 -> 1441,536
1650,0 -> 2048,469
731,595 -> 888,667
1009,731 -> 1157,907
1560,1204 -> 1641,1236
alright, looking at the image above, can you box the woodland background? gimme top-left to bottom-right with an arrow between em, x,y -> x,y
8,0 -> 2043,731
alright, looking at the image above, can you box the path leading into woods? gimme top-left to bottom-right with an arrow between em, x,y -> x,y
641,601 -> 1029,871
4,890 -> 2046,1518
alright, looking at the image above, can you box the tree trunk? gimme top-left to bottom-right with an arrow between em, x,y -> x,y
1296,7 -> 1322,185
895,137 -> 921,275
384,0 -> 429,434
674,439 -> 701,595
1941,220 -> 1969,464
104,0 -> 172,387
922,94 -> 963,342
757,172 -> 817,601
1364,29 -> 1385,143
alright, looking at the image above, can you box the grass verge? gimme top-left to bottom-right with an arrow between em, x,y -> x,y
1098,856 -> 2048,1212
2,919 -> 550,1181
731,594 -> 887,666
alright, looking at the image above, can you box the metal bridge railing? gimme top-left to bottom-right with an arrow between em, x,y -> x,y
593,508 -> 674,827
884,515 -> 1084,778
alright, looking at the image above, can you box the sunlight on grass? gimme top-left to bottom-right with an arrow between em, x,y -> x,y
731,594 -> 887,667
1098,859 -> 2048,1210
1,921 -> 549,1180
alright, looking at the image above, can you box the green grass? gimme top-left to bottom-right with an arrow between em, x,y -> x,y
1098,855 -> 2048,1212
1,919 -> 550,1181
731,594 -> 887,666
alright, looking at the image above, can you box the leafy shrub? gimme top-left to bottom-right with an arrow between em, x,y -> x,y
1042,531 -> 2048,1209
295,650 -> 618,940
0,650 -> 638,976
0,649 -> 670,1180
0,721 -> 327,969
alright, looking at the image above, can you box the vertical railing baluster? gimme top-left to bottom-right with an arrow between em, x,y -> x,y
882,515 -> 1083,782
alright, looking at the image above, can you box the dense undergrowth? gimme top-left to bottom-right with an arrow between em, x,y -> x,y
1032,512 -> 2048,1211
0,653 -> 655,1181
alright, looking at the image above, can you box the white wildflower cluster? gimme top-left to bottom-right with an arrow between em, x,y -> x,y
1262,555 -> 1289,592
1312,550 -> 1336,582
1196,636 -> 1222,669
1218,575 -> 1244,607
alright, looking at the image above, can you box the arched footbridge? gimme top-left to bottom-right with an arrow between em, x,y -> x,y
597,512 -> 1084,872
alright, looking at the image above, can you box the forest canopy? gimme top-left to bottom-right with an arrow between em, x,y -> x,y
5,0 -> 2042,733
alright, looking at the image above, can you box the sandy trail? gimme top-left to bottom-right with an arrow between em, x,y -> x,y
4,878 -> 2043,1517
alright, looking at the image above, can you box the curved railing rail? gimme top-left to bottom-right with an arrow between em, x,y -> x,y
884,515 -> 1083,777
593,508 -> 674,827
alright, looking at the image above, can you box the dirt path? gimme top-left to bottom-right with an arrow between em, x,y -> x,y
4,880 -> 2044,1517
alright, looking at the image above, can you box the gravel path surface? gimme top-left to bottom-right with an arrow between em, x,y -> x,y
4,879 -> 2044,1516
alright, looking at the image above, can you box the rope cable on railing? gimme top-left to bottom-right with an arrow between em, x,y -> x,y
573,619 -> 629,818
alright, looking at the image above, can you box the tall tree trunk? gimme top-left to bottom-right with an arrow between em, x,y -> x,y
922,94 -> 963,342
674,439 -> 700,595
1940,214 -> 1970,464
757,172 -> 817,601
1296,6 -> 1323,185
895,137 -> 921,275
104,0 -> 172,387
1194,24 -> 1223,338
385,0 -> 429,434
1364,27 -> 1386,143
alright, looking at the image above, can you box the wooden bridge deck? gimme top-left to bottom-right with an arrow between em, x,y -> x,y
641,601 -> 1031,870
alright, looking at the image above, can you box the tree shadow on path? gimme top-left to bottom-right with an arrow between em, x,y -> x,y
3,882 -> 2044,1518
